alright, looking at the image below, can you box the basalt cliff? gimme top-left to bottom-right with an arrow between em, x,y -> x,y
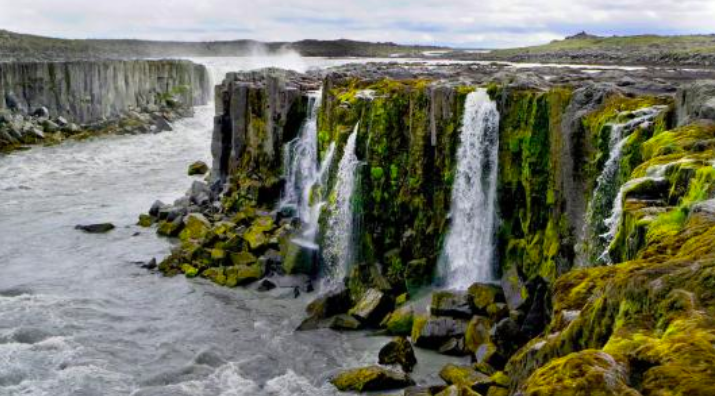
147,62 -> 715,396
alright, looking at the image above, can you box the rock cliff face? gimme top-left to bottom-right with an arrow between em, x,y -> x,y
0,60 -> 210,124
150,64 -> 715,395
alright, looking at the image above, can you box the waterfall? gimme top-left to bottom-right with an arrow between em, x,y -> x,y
281,91 -> 335,243
585,106 -> 667,264
322,123 -> 361,286
440,89 -> 500,289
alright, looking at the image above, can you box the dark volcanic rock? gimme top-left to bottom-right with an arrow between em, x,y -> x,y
431,291 -> 473,318
378,337 -> 417,372
413,316 -> 468,350
75,223 -> 115,233
349,288 -> 394,325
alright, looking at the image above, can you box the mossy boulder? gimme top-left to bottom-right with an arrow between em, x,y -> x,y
439,363 -> 491,389
465,316 -> 492,353
157,218 -> 184,237
282,240 -> 318,275
411,315 -> 468,350
180,263 -> 199,278
230,251 -> 257,266
378,336 -> 418,373
224,264 -> 264,287
188,160 -> 209,176
467,283 -> 505,315
349,288 -> 394,325
330,365 -> 415,392
329,314 -> 363,330
383,305 -> 414,336
435,385 -> 481,396
179,213 -> 211,241
522,350 -> 639,396
242,226 -> 267,251
137,214 -> 156,227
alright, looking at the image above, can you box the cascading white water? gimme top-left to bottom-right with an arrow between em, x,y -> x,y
323,123 -> 361,286
440,89 -> 500,289
586,106 -> 667,263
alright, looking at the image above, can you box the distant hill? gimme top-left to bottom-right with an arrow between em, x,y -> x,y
0,30 -> 446,61
448,33 -> 715,67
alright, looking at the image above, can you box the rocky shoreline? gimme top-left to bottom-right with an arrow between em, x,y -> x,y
141,62 -> 715,395
0,59 -> 210,154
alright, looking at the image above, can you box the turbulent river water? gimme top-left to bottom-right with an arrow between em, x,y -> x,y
0,56 -> 458,396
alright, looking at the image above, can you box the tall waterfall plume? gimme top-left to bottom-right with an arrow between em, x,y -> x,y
281,91 -> 335,243
323,123 -> 361,287
440,89 -> 500,289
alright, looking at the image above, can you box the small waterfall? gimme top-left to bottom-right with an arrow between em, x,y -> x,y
585,106 -> 667,264
440,89 -> 500,289
323,123 -> 361,286
281,91 -> 338,247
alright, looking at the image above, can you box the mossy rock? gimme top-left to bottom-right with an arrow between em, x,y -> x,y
522,350 -> 639,396
202,267 -> 227,286
378,336 -> 417,373
467,283 -> 505,314
224,264 -> 264,287
230,251 -> 257,266
137,214 -> 156,227
180,263 -> 199,278
465,316 -> 492,353
188,160 -> 209,176
242,226 -> 267,251
349,288 -> 394,325
179,213 -> 211,241
330,365 -> 415,392
157,219 -> 184,237
282,240 -> 318,275
439,363 -> 491,389
431,291 -> 472,318
435,385 -> 481,396
383,305 -> 414,336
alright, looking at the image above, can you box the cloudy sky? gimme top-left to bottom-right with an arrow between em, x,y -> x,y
1,0 -> 714,48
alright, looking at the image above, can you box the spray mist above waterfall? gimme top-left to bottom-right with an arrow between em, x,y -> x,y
323,124 -> 361,286
440,89 -> 500,289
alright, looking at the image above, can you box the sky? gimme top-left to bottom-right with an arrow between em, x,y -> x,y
1,0 -> 714,48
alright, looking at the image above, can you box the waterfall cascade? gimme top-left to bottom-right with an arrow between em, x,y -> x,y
585,106 -> 667,264
322,123 -> 362,287
281,92 -> 336,244
440,89 -> 500,289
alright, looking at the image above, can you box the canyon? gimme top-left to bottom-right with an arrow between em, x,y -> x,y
1,40 -> 715,396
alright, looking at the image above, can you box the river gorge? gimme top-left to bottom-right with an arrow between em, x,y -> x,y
2,53 -> 715,396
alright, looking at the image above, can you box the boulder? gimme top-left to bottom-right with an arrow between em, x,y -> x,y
500,265 -> 528,311
137,214 -> 156,227
230,251 -> 257,266
431,291 -> 473,318
282,239 -> 318,275
438,337 -> 469,356
257,279 -> 277,292
349,288 -> 394,325
149,200 -> 167,217
404,385 -> 448,396
179,213 -> 211,241
467,283 -> 505,315
188,161 -> 209,176
383,305 -> 414,336
297,287 -> 351,331
465,316 -> 492,353
225,264 -> 264,287
329,314 -> 363,330
330,366 -> 414,392
32,106 -> 49,118
378,337 -> 417,373
474,342 -> 506,370
157,218 -> 184,237
520,277 -> 551,340
412,315 -> 468,350
490,317 -> 524,357
439,364 -> 491,389
243,226 -> 268,251
75,223 -> 115,233
188,181 -> 212,206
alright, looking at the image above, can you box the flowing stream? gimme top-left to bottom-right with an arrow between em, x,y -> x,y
439,89 -> 500,289
0,57 -> 457,396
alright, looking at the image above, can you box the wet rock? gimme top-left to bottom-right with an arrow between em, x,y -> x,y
329,314 -> 363,330
179,213 -> 211,241
137,214 -> 156,227
297,287 -> 351,331
403,385 -> 447,396
188,181 -> 212,206
330,366 -> 415,392
349,288 -> 394,325
141,258 -> 157,270
439,364 -> 491,390
156,217 -> 184,237
154,116 -> 173,132
474,342 -> 507,370
490,317 -> 524,358
465,316 -> 492,353
188,161 -> 209,176
501,265 -> 528,312
383,305 -> 414,336
438,337 -> 469,356
149,200 -> 166,217
412,315 -> 468,350
378,337 -> 417,373
467,283 -> 505,315
225,264 -> 264,287
75,223 -> 115,233
431,291 -> 473,318
256,279 -> 276,292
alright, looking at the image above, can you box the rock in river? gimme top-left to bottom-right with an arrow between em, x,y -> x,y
330,365 -> 415,392
75,223 -> 115,233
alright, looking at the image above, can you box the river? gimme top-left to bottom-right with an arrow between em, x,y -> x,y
0,56 -> 456,396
